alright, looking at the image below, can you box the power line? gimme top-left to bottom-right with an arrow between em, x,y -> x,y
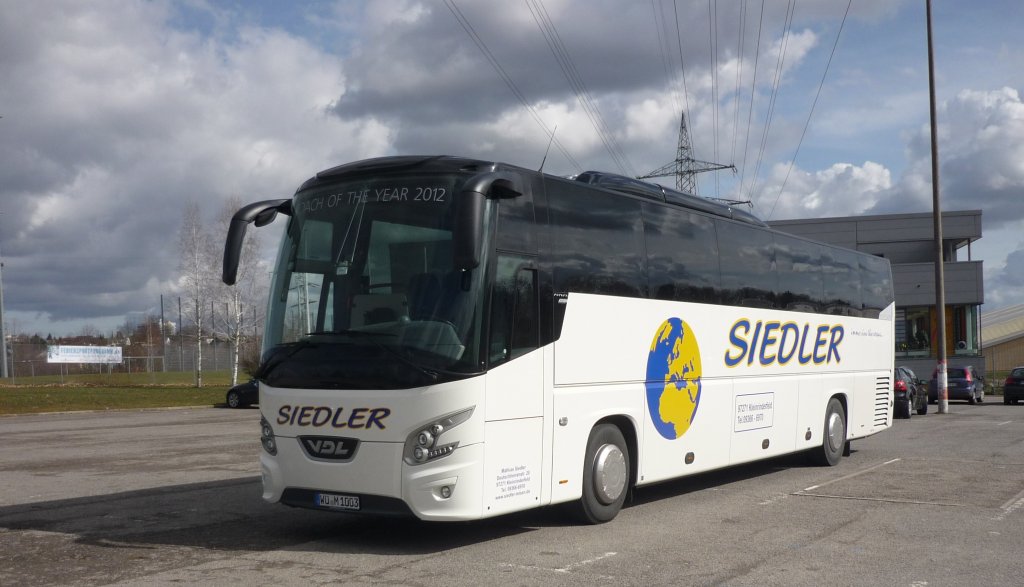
768,0 -> 852,220
671,0 -> 695,170
747,0 -> 796,205
443,0 -> 583,172
738,0 -> 765,197
525,0 -> 635,176
652,0 -> 682,119
730,0 -> 747,167
708,0 -> 720,196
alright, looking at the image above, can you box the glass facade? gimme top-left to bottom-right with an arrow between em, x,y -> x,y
895,304 -> 980,358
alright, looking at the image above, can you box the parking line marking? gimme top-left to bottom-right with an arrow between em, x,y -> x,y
499,552 -> 618,575
999,487 -> 1024,511
801,458 -> 901,493
993,492 -> 1024,522
997,421 -> 1012,426
793,493 -> 962,507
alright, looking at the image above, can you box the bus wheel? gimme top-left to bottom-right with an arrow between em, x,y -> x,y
810,398 -> 846,467
576,424 -> 630,524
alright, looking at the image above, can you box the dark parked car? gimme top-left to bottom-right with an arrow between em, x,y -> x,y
1004,367 -> 1024,405
894,366 -> 927,418
928,365 -> 984,404
226,379 -> 258,408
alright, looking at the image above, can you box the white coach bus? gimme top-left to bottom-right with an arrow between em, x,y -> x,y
222,156 -> 894,523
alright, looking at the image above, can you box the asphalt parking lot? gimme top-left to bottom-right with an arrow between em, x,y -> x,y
1,402 -> 1022,586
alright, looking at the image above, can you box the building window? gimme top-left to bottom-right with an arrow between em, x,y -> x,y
895,305 -> 980,357
896,307 -> 932,357
952,305 -> 979,355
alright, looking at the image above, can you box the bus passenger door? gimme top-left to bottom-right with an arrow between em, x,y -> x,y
482,256 -> 544,516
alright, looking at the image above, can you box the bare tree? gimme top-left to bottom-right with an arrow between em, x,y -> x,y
215,196 -> 265,385
178,202 -> 216,387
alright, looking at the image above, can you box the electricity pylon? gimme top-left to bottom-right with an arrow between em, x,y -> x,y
638,111 -> 735,195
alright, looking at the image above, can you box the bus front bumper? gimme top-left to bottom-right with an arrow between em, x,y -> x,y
260,438 -> 485,521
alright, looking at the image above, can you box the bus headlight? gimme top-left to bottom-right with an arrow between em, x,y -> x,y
404,407 -> 474,466
260,415 -> 278,456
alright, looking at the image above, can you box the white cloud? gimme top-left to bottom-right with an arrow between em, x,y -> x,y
1,0 -> 1022,334
758,160 -> 893,220
0,0 -> 385,333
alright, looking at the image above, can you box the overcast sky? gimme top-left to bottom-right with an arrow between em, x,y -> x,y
2,0 -> 1023,337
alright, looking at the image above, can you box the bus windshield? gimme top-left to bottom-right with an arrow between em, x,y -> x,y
262,173 -> 486,389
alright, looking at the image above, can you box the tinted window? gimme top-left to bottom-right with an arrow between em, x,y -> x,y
860,254 -> 893,318
773,233 -> 823,313
547,180 -> 647,298
489,254 -> 539,366
822,246 -> 863,316
643,203 -> 721,303
495,188 -> 536,253
716,220 -> 777,308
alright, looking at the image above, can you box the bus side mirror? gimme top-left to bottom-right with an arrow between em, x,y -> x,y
453,173 -> 522,270
223,199 -> 292,285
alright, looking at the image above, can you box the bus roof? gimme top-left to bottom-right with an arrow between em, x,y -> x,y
300,156 -> 765,227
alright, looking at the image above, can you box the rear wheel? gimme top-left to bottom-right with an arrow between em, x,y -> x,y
575,424 -> 630,524
810,398 -> 846,467
917,398 -> 928,415
1005,395 -> 1012,405
227,391 -> 241,408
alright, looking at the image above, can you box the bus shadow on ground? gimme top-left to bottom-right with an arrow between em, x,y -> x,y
627,449 -> 833,508
0,476 -> 536,556
0,449 -> 841,558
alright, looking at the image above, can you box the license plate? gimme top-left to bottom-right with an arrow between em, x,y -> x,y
316,492 -> 360,511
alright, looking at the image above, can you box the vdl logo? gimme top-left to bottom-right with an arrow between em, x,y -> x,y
299,436 -> 359,462
645,317 -> 703,440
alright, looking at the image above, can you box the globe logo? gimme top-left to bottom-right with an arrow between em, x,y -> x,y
645,317 -> 703,440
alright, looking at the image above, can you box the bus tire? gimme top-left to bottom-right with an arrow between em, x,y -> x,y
810,398 -> 846,467
575,423 -> 630,524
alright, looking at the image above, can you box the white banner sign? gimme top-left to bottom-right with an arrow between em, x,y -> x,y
47,345 -> 123,364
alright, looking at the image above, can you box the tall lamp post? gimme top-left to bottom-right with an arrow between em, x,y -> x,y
0,120 -> 8,379
0,247 -> 7,380
0,214 -> 7,380
926,0 -> 948,413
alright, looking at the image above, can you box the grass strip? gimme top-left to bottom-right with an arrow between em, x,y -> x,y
0,385 -> 227,415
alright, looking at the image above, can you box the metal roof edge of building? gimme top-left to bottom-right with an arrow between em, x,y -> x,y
981,303 -> 1024,327
769,209 -> 982,226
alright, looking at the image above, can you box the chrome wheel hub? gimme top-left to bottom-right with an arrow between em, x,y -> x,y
593,443 -> 627,504
826,411 -> 844,452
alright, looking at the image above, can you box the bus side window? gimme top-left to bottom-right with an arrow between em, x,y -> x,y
489,255 -> 539,366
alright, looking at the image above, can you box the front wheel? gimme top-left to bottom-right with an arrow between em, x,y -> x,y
227,391 -> 241,409
917,398 -> 928,415
810,398 -> 846,467
575,424 -> 630,524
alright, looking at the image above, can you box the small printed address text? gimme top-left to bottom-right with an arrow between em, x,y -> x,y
495,465 -> 531,501
735,392 -> 775,432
